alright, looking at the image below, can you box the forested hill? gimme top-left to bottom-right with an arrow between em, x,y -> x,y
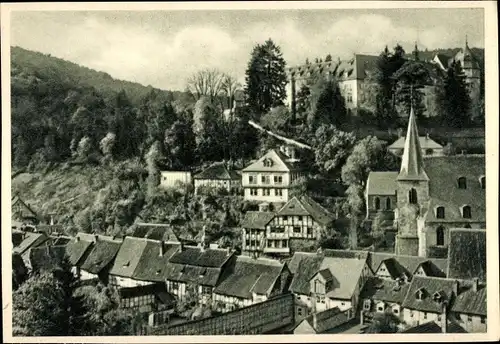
11,46 -> 187,105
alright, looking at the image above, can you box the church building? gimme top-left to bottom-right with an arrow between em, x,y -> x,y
366,107 -> 485,258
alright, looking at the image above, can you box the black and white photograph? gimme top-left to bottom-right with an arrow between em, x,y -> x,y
1,1 -> 498,341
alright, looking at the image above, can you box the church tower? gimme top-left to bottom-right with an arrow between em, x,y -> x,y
457,35 -> 481,103
395,106 -> 430,257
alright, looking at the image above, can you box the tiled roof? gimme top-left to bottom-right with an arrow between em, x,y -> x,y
50,236 -> 71,245
388,136 -> 443,150
194,162 -> 239,180
277,195 -> 335,226
289,254 -> 324,294
321,256 -> 367,300
402,276 -> 457,313
242,149 -> 296,172
368,252 -> 448,278
28,245 -> 67,272
132,223 -> 179,242
214,256 -> 284,298
164,263 -> 223,287
424,156 -> 485,223
109,237 -> 148,278
451,284 -> 487,316
447,229 -> 486,282
118,283 -> 176,307
11,196 -> 41,221
133,241 -> 180,282
402,320 -> 467,333
168,246 -> 233,268
377,258 -> 407,279
305,307 -> 350,333
65,237 -> 93,266
13,231 -> 49,255
240,211 -> 275,229
366,172 -> 398,196
80,238 -> 122,274
418,261 -> 446,278
287,252 -> 315,274
360,277 -> 410,304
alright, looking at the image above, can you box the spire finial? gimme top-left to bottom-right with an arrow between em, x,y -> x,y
466,34 -> 468,47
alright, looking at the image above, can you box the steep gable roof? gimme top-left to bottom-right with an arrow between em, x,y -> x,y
65,237 -> 94,266
305,307 -> 350,333
214,256 -> 285,298
242,149 -> 296,172
240,211 -> 275,229
132,223 -> 179,242
447,228 -> 486,281
360,277 -> 410,304
368,252 -> 448,278
366,172 -> 398,196
377,258 -> 407,279
168,246 -> 233,268
398,107 -> 429,181
133,241 -> 180,282
80,237 -> 122,274
451,284 -> 487,316
109,237 -> 148,278
388,136 -> 443,150
277,195 -> 335,225
321,256 -> 367,300
11,195 -> 41,221
402,276 -> 457,313
289,254 -> 324,294
194,162 -> 240,180
13,231 -> 49,256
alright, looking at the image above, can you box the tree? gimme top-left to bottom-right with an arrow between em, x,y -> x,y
325,54 -> 333,62
164,117 -> 196,169
245,39 -> 287,116
312,124 -> 357,177
307,77 -> 347,131
393,60 -> 431,119
295,83 -> 311,121
196,104 -> 227,163
187,68 -> 225,105
145,141 -> 163,200
221,73 -> 242,111
100,132 -> 116,162
437,60 -> 471,128
229,109 -> 260,164
289,176 -> 308,198
260,105 -> 291,134
75,136 -> 93,162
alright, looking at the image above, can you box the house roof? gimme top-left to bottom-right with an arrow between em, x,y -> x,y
417,261 -> 446,278
131,223 -> 179,242
50,235 -> 71,246
388,136 -> 443,150
424,156 -> 485,223
402,276 -> 457,313
164,263 -> 223,287
80,237 -> 122,274
377,258 -> 407,279
287,252 -> 315,275
366,172 -> 398,196
277,195 -> 335,226
193,162 -> 239,180
304,307 -> 349,333
240,211 -> 275,229
11,195 -> 41,221
168,246 -> 233,268
289,254 -> 324,295
242,149 -> 296,172
360,277 -> 410,304
403,321 -> 467,333
321,256 -> 367,300
451,284 -> 487,316
13,231 -> 50,255
28,245 -> 67,272
368,252 -> 448,278
214,256 -> 285,298
65,237 -> 93,266
109,237 -> 148,278
133,241 -> 180,282
447,229 -> 486,282
317,268 -> 334,281
118,283 -> 176,307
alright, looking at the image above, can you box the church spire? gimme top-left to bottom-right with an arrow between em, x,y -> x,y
397,105 -> 429,181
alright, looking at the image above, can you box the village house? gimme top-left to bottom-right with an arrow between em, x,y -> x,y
193,162 -> 241,194
164,245 -> 237,305
366,106 -> 485,257
212,256 -> 290,312
402,320 -> 468,333
450,278 -> 487,333
28,244 -> 68,273
109,236 -> 153,287
241,149 -> 302,204
65,235 -> 94,278
372,255 -> 447,280
11,194 -> 43,227
388,135 -> 444,157
159,171 -> 192,189
293,306 -> 353,334
241,195 -> 335,257
13,231 -> 52,271
130,223 -> 180,243
118,283 -> 176,315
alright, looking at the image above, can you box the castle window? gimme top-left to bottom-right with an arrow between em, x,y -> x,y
374,197 -> 381,210
436,226 -> 445,246
425,149 -> 434,155
386,197 -> 392,210
436,206 -> 445,219
409,188 -> 418,204
462,205 -> 472,219
480,176 -> 485,189
458,177 -> 467,189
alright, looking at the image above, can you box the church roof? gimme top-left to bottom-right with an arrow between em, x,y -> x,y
397,107 -> 429,181
388,136 -> 443,150
366,172 -> 399,196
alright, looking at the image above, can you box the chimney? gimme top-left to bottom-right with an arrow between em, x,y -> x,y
179,242 -> 184,252
316,247 -> 323,256
93,234 -> 99,243
426,133 -> 430,140
75,236 -> 80,242
472,277 -> 479,292
226,247 -> 232,256
159,241 -> 165,257
441,301 -> 448,334
453,280 -> 459,295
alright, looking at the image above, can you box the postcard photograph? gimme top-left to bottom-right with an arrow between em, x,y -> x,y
1,1 -> 498,342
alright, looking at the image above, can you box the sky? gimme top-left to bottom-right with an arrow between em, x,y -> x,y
10,7 -> 484,92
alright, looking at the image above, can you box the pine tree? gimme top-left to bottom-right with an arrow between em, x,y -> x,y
393,60 -> 430,119
438,60 -> 471,128
307,78 -> 347,131
244,39 -> 287,117
325,54 -> 333,62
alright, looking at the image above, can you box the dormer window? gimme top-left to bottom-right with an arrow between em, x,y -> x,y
433,291 -> 443,302
263,158 -> 274,167
458,177 -> 467,189
156,269 -> 161,275
123,261 -> 130,267
416,288 -> 425,300
436,206 -> 445,219
462,205 -> 472,219
479,176 -> 485,189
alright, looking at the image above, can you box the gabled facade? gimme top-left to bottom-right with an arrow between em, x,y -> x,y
241,149 -> 301,203
193,162 -> 240,194
388,135 -> 444,157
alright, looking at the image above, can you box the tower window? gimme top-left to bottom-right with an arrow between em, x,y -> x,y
458,177 -> 467,189
462,205 -> 472,219
386,197 -> 392,210
409,188 -> 418,204
374,197 -> 381,210
436,206 -> 445,219
436,226 -> 445,246
480,176 -> 485,189
425,149 -> 434,155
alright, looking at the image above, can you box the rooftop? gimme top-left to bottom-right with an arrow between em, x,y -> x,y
242,149 -> 298,173
80,237 -> 122,274
447,229 -> 486,282
277,195 -> 335,226
402,276 -> 457,313
240,211 -> 275,229
366,172 -> 399,196
194,162 -> 240,180
388,136 -> 443,150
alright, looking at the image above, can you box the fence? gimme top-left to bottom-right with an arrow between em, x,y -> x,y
148,293 -> 295,336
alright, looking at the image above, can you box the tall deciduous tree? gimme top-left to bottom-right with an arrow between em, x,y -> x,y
245,39 -> 287,116
164,117 -> 196,169
186,68 -> 225,105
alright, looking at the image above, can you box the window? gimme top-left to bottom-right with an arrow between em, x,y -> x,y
293,226 -> 301,233
267,240 -> 272,248
276,189 -> 283,196
363,300 -> 371,311
283,216 -> 288,221
171,282 -> 179,291
341,302 -> 345,306
262,175 -> 270,184
468,316 -> 473,322
321,297 -> 326,304
249,175 -> 256,184
410,310 -> 414,318
297,307 -> 302,316
458,177 -> 467,189
263,189 -> 271,196
377,306 -> 384,312
263,158 -> 273,167
274,176 -> 283,184
307,227 -> 313,236
438,315 -> 441,321
434,206 -> 446,220
201,286 -> 211,295
424,312 -> 428,320
386,197 -> 392,210
480,176 -> 485,189
436,226 -> 445,246
462,205 -> 472,219
481,316 -> 486,324
374,197 -> 381,210
298,216 -> 303,221
282,240 -> 288,248
393,308 -> 399,314
409,188 -> 418,204
250,188 -> 258,196
425,148 -> 434,155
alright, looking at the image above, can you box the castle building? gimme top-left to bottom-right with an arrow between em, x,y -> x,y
366,107 -> 485,258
